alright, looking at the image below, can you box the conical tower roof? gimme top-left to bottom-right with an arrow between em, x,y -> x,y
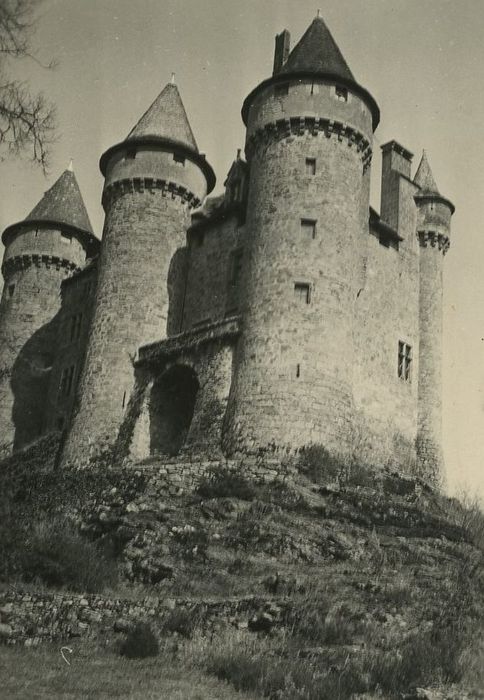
126,82 -> 198,152
26,168 -> 94,234
414,151 -> 440,195
280,15 -> 354,81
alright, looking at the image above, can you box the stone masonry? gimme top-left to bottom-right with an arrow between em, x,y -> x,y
0,13 -> 454,483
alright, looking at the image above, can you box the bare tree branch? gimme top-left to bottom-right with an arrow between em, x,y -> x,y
0,0 -> 56,171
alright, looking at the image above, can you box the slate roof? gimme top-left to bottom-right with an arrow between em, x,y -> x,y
414,151 -> 440,195
126,82 -> 198,151
280,15 -> 354,81
27,168 -> 94,234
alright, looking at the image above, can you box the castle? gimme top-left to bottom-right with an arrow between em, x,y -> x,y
0,15 -> 454,482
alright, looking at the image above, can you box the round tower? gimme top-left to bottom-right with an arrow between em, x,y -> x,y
224,15 -> 380,456
61,81 -> 215,464
0,167 -> 97,456
413,152 -> 454,483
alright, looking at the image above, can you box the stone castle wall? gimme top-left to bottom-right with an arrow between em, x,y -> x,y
44,262 -> 98,434
62,147 -> 209,466
224,78 -> 375,456
181,213 -> 246,329
0,226 -> 87,456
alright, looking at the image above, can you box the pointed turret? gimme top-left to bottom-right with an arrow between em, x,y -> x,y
2,166 -> 98,256
280,15 -> 354,81
414,151 -> 440,195
27,168 -> 94,235
100,80 -> 214,191
61,78 -> 215,466
126,82 -> 198,151
242,14 -> 379,130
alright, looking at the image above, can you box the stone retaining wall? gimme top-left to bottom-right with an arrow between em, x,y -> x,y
0,589 -> 284,647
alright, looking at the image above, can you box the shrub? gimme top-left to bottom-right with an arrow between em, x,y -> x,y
21,517 -> 117,593
162,608 -> 199,639
196,466 -> 256,500
448,492 -> 484,552
367,626 -> 464,692
340,461 -> 374,488
169,524 -> 209,561
120,622 -> 159,659
297,444 -> 341,484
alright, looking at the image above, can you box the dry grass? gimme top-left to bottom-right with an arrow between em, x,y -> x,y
0,642 -> 258,700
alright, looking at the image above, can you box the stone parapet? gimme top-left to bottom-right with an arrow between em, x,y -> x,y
102,177 -> 202,211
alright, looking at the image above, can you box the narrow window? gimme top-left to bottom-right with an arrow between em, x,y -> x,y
275,83 -> 289,97
126,147 -> 137,159
296,363 -> 301,378
35,228 -> 39,237
301,218 -> 317,239
398,341 -> 412,382
335,86 -> 348,102
305,158 -> 316,175
294,282 -> 311,305
8,284 -> 15,298
59,365 -> 76,397
229,248 -> 244,287
173,153 -> 185,165
122,391 -> 126,409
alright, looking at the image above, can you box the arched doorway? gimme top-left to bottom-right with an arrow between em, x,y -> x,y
149,365 -> 199,456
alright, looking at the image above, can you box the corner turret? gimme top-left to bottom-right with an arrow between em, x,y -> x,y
224,14 -> 379,456
413,151 -> 454,482
0,167 -> 97,456
61,80 -> 215,466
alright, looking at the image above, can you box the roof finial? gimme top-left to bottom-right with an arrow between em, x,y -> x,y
68,159 -> 73,172
171,72 -> 176,84
317,9 -> 321,18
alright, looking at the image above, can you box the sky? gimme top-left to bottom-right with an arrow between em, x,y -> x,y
0,0 -> 483,498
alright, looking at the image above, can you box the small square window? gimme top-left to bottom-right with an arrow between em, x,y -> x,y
8,284 -> 15,298
125,147 -> 137,159
61,232 -> 72,244
335,86 -> 348,102
275,83 -> 289,97
294,282 -> 311,305
397,341 -> 412,382
173,153 -> 185,165
305,158 -> 316,175
301,218 -> 317,239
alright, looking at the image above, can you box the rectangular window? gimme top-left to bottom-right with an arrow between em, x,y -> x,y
294,282 -> 311,305
70,313 -> 83,341
229,248 -> 244,286
8,284 -> 15,298
335,86 -> 348,102
301,218 -> 317,239
305,158 -> 316,175
275,83 -> 289,97
398,341 -> 412,382
59,365 -> 76,397
173,153 -> 185,165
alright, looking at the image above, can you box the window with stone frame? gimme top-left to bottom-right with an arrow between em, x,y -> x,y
301,218 -> 317,239
398,341 -> 412,382
305,158 -> 316,175
294,282 -> 311,305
